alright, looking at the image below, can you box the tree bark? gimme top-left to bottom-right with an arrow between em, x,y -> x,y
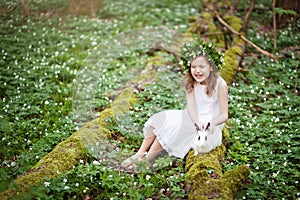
276,0 -> 300,27
20,0 -> 30,17
242,0 -> 255,33
273,0 -> 277,50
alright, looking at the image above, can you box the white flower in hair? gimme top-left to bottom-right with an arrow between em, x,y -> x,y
180,38 -> 224,71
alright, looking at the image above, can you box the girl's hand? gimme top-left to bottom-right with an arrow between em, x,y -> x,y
196,122 -> 206,130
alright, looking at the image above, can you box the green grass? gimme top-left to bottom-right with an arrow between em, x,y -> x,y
0,0 -> 299,199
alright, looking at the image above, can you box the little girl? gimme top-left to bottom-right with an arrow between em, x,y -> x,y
121,40 -> 228,169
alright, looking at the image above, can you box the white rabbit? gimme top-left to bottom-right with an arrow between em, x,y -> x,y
192,122 -> 211,155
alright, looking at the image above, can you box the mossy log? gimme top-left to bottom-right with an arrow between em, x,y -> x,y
1,13 -> 250,199
185,3 -> 250,199
0,53 -> 163,199
0,89 -> 136,200
185,129 -> 250,200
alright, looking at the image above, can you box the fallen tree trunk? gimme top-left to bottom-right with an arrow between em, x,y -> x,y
185,129 -> 250,199
0,50 -> 165,199
0,89 -> 136,200
1,3 -> 253,199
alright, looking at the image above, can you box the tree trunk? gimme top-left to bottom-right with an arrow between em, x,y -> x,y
273,0 -> 277,50
276,0 -> 300,27
20,0 -> 30,17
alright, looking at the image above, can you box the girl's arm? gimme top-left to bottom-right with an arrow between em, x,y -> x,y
186,90 -> 203,127
211,78 -> 228,126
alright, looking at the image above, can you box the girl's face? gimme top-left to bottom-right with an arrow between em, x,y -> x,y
190,56 -> 212,85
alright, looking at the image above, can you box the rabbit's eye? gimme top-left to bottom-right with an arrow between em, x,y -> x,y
198,136 -> 200,140
205,136 -> 207,141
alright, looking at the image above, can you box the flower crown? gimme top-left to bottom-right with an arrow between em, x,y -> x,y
180,39 -> 224,71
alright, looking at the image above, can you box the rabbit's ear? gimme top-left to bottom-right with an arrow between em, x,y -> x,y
205,122 -> 210,131
194,123 -> 200,131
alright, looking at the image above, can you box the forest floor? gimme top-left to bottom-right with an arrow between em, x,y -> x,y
0,0 -> 299,199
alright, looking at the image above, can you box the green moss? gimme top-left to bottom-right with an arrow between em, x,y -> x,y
185,124 -> 249,199
222,126 -> 231,147
221,165 -> 250,191
78,118 -> 111,147
109,88 -> 136,113
186,154 -> 223,180
0,89 -> 137,200
220,46 -> 243,84
31,132 -> 85,172
224,16 -> 243,32
0,131 -> 87,199
185,148 -> 250,200
131,55 -> 162,83
201,12 -> 214,21
80,88 -> 136,149
232,36 -> 245,48
230,46 -> 243,56
203,13 -> 223,45
186,11 -> 224,46
188,16 -> 198,23
201,12 -> 224,47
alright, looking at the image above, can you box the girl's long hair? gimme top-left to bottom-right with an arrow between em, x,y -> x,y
185,55 -> 218,97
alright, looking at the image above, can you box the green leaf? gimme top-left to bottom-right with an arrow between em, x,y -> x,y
274,7 -> 298,17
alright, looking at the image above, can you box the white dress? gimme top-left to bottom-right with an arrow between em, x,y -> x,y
143,76 -> 225,158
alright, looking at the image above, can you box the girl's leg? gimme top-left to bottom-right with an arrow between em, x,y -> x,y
121,126 -> 156,168
145,138 -> 163,161
136,126 -> 156,155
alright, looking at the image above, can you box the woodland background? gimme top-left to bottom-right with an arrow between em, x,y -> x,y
0,0 -> 299,199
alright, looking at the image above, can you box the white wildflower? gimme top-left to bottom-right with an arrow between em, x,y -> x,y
44,182 -> 50,187
93,160 -> 100,165
146,175 -> 151,181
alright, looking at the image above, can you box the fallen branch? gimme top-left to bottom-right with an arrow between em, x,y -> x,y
214,11 -> 279,63
201,32 -> 225,36
237,67 -> 250,72
0,4 -> 20,15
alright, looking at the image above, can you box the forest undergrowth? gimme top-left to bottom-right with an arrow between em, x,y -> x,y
0,0 -> 299,199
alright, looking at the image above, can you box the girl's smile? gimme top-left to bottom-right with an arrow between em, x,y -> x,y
190,56 -> 212,85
